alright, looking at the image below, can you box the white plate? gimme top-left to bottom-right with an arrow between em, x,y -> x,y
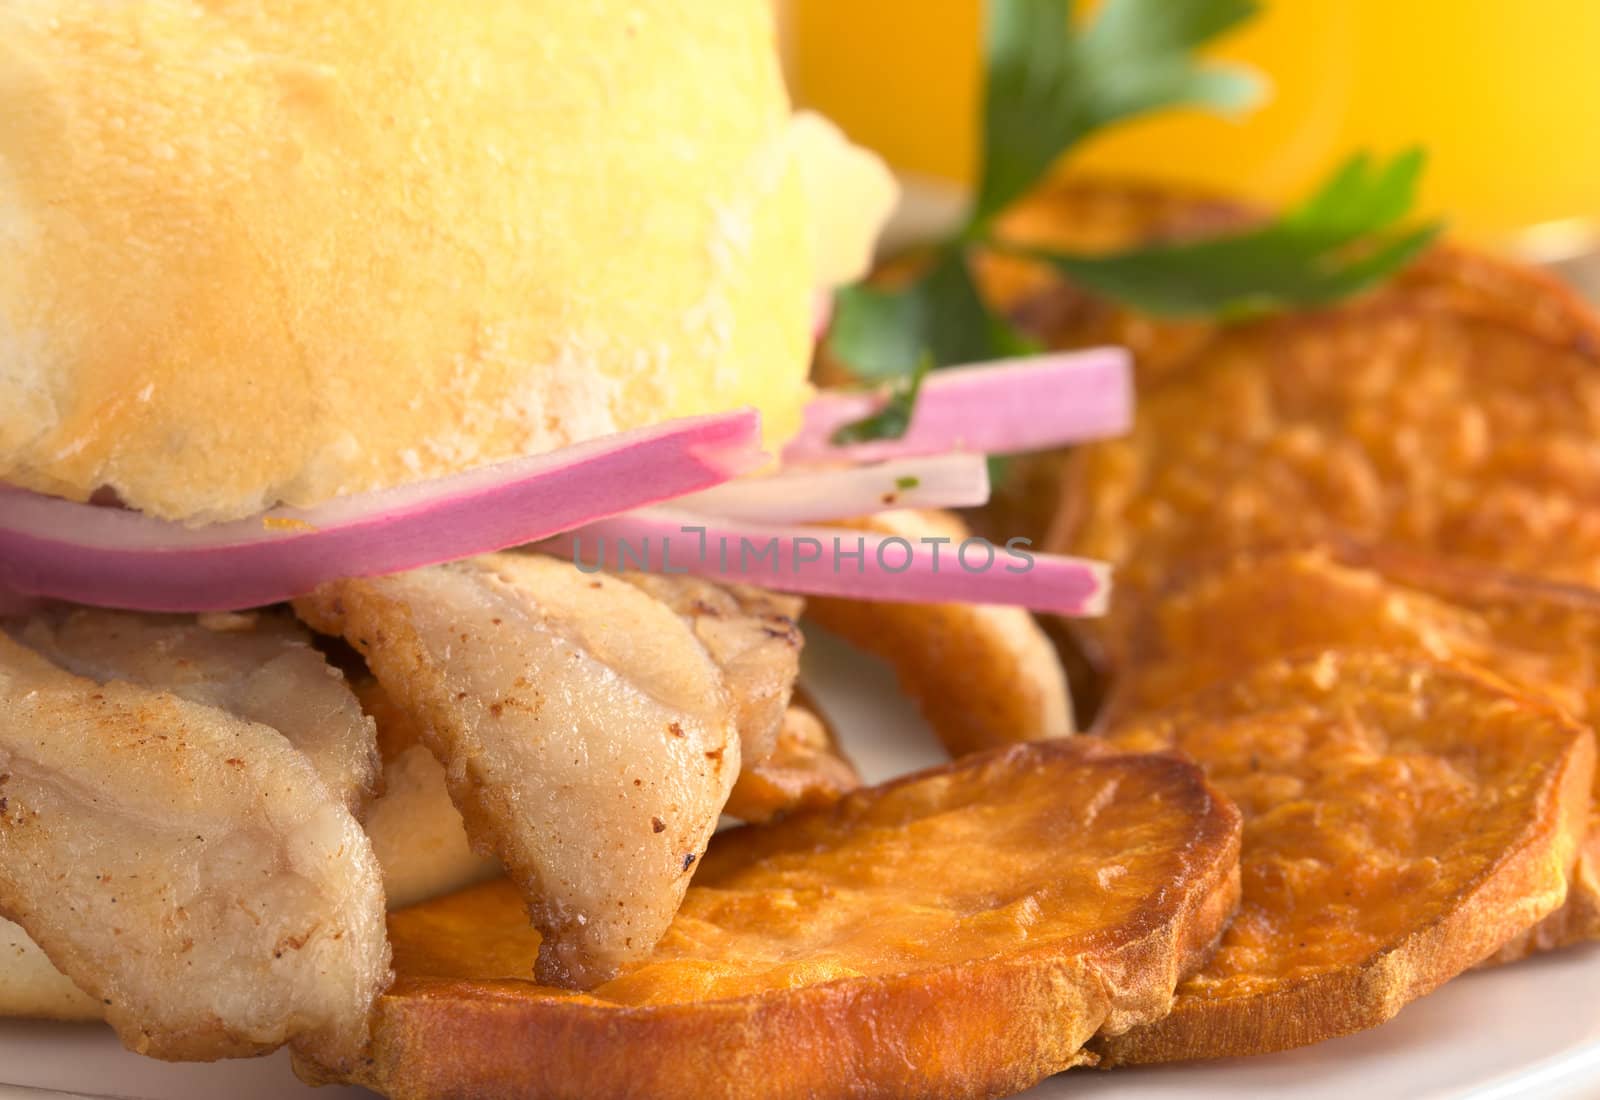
4,630 -> 1599,1099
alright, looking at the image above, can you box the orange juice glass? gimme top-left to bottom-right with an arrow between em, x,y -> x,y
783,0 -> 1600,250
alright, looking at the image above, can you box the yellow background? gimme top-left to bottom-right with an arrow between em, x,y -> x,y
785,1 -> 1600,243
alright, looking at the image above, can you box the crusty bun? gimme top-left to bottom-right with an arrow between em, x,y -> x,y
789,112 -> 899,290
0,1 -> 814,522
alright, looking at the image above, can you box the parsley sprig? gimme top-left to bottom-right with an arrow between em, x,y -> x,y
828,0 -> 1441,438
1028,148 -> 1442,317
830,354 -> 933,444
974,0 -> 1262,226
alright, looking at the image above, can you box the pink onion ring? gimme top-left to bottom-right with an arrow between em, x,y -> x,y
0,411 -> 763,612
543,508 -> 1110,616
783,348 -> 1132,465
0,587 -> 41,619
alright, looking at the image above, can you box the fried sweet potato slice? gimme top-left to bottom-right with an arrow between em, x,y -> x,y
1093,650 -> 1594,1065
1108,545 -> 1600,724
969,180 -> 1600,673
1105,546 -> 1600,959
1000,182 -> 1600,664
723,695 -> 860,823
804,510 -> 1074,757
336,740 -> 1242,1100
1054,304 -> 1600,663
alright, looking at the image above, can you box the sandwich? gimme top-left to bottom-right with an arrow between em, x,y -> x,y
0,0 -> 1124,1077
10,4 -> 1586,1095
0,0 -> 902,1068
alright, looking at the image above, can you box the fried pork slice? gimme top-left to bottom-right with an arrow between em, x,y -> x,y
619,574 -> 802,762
9,609 -> 378,812
0,635 -> 389,1065
293,553 -> 740,989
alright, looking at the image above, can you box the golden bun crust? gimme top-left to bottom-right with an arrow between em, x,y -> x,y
0,1 -> 813,521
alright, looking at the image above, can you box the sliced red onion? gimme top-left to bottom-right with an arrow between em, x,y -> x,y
541,508 -> 1109,616
783,349 -> 1132,465
0,587 -> 40,619
0,411 -> 764,612
676,454 -> 990,525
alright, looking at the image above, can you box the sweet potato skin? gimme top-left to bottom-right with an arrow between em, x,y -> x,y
329,740 -> 1242,1099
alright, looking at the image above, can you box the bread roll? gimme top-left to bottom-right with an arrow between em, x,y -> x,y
0,0 -> 814,521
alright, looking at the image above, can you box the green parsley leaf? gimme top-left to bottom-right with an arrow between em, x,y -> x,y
894,475 -> 921,491
828,282 -> 929,382
974,0 -> 1264,224
828,249 -> 1037,380
1025,148 -> 1443,316
831,354 -> 934,445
